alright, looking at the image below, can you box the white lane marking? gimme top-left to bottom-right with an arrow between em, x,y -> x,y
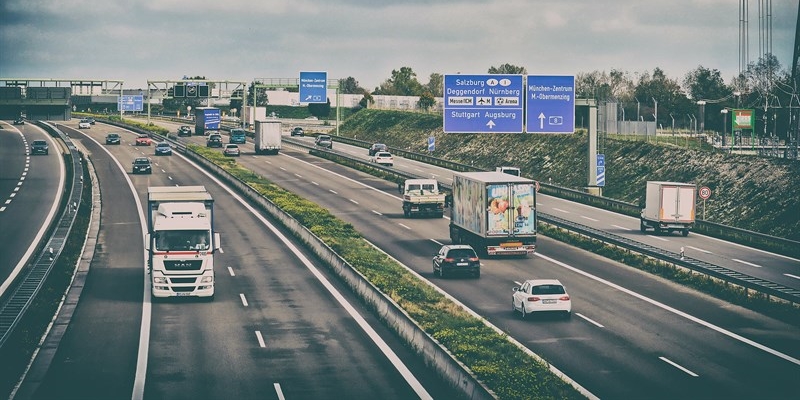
612,224 -> 631,231
274,383 -> 286,400
161,169 -> 166,173
329,189 -> 338,194
168,176 -> 173,180
536,252 -> 800,366
349,199 -> 359,205
784,273 -> 800,281
575,313 -> 604,328
733,258 -> 763,268
659,356 -> 698,377
294,173 -> 302,178
687,246 -> 712,254
414,168 -> 423,172
19,176 -> 25,181
265,160 -> 272,164
0,207 -> 5,212
279,166 -> 286,171
581,216 -> 598,222
4,199 -> 10,205
371,210 -> 383,216
311,181 -> 319,185
398,223 -> 411,230
255,331 -> 266,348
647,235 -> 669,242
240,293 -> 249,307
430,239 -> 444,246
13,187 -> 20,192
178,149 -> 434,399
227,267 -> 235,276
553,208 -> 570,213
9,193 -> 16,198
16,181 -> 22,186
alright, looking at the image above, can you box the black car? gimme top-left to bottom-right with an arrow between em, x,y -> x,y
369,143 -> 388,156
177,125 -> 192,137
13,117 -> 25,125
314,134 -> 333,149
206,133 -> 223,148
131,157 -> 152,174
291,127 -> 304,137
105,133 -> 121,145
87,117 -> 96,125
30,139 -> 49,155
432,244 -> 481,278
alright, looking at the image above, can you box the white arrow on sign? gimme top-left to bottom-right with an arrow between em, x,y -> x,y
486,120 -> 496,129
538,112 -> 546,129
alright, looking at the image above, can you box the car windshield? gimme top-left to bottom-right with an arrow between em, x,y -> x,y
531,285 -> 566,295
155,230 -> 210,251
33,140 -> 46,145
108,134 -> 118,138
134,159 -> 149,164
157,143 -> 169,147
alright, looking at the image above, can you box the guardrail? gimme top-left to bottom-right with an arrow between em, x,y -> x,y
0,122 -> 84,348
328,135 -> 800,259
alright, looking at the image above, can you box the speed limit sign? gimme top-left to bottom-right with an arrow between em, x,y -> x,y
699,186 -> 711,200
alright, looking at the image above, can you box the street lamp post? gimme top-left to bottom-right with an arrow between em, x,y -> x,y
696,100 -> 707,134
721,108 -> 729,147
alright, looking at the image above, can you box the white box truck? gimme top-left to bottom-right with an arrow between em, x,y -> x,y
449,171 -> 537,256
640,181 -> 696,236
401,178 -> 446,218
254,120 -> 281,155
146,186 -> 220,300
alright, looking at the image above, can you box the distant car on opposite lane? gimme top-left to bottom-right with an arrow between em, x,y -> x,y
135,134 -> 152,146
314,134 -> 333,149
13,117 -> 25,125
512,279 -> 572,319
30,139 -> 49,155
78,119 -> 91,129
223,144 -> 240,157
206,133 -> 223,148
369,143 -> 388,156
291,127 -> 304,136
177,125 -> 192,137
105,133 -> 121,145
370,151 -> 394,166
154,141 -> 172,156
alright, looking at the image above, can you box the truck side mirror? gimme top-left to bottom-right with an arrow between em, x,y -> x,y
144,233 -> 151,251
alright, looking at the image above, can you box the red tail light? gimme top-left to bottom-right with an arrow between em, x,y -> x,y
444,258 -> 454,262
468,257 -> 479,261
560,295 -> 570,301
527,296 -> 541,302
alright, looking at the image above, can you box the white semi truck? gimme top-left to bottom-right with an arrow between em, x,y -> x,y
449,171 -> 537,256
401,178 -> 446,218
254,120 -> 282,155
146,186 -> 220,300
639,181 -> 696,236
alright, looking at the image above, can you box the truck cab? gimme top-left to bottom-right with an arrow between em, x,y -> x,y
402,178 -> 446,218
496,166 -> 521,176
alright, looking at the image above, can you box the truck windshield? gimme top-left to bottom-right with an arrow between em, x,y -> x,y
155,230 -> 211,251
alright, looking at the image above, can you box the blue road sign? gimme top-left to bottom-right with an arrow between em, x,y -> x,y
428,136 -> 435,152
299,71 -> 327,104
118,95 -> 143,112
596,153 -> 605,186
526,75 -> 575,134
443,74 -> 523,133
597,153 -> 605,167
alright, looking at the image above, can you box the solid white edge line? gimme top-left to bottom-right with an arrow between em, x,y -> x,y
0,128 -> 66,298
575,313 -> 604,328
535,252 -> 800,366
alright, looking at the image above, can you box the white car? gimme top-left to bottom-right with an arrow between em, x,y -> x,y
78,119 -> 91,129
370,151 -> 394,166
512,279 -> 571,319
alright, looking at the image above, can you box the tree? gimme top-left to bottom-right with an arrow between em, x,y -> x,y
358,92 -> 374,109
425,73 -> 443,96
488,63 -> 527,74
683,66 -> 729,102
373,67 -> 423,96
338,77 -> 366,94
417,91 -> 436,111
633,68 -> 692,128
308,98 -> 331,118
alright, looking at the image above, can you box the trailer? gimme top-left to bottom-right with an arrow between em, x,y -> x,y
254,120 -> 281,155
194,107 -> 221,136
449,171 -> 537,256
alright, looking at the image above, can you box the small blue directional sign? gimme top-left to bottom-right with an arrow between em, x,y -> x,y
526,75 -> 575,134
299,71 -> 327,104
443,74 -> 523,133
118,95 -> 143,112
428,136 -> 435,152
596,154 -> 605,187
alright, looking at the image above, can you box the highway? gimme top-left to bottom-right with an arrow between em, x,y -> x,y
152,119 -> 799,398
17,121 -> 458,399
0,121 -> 64,299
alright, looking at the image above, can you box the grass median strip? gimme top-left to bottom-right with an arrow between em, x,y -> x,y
190,145 -> 584,399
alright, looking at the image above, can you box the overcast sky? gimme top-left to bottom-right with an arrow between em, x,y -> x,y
1,0 -> 797,91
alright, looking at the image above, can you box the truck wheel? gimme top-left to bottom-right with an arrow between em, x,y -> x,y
682,229 -> 689,237
654,226 -> 662,235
